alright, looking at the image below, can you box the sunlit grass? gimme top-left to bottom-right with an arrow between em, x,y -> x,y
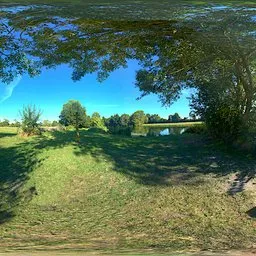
0,127 -> 255,252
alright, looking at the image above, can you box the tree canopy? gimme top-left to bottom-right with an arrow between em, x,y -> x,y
1,5 -> 255,141
59,100 -> 86,139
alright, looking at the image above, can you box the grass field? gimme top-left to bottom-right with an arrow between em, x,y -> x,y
0,127 -> 255,253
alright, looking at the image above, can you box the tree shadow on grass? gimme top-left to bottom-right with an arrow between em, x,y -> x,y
31,130 -> 256,191
246,206 -> 256,218
0,141 -> 44,224
0,133 -> 16,138
0,129 -> 255,224
0,130 -> 78,224
55,130 -> 256,188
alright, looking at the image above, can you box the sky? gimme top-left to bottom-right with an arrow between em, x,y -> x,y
0,60 -> 191,121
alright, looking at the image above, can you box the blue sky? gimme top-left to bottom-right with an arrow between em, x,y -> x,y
0,60 -> 191,121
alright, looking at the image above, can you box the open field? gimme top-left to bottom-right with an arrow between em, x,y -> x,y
0,127 -> 255,253
143,122 -> 203,127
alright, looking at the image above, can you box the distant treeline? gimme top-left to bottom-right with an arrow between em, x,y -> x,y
0,119 -> 59,127
0,111 -> 200,129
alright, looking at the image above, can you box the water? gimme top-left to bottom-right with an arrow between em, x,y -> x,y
131,126 -> 187,136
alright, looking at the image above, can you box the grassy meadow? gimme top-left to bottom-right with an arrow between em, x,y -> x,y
0,126 -> 255,253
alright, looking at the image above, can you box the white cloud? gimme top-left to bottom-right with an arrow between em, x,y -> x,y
0,75 -> 22,103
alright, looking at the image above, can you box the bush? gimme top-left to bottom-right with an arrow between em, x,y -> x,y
87,127 -> 108,134
184,124 -> 207,135
205,105 -> 243,143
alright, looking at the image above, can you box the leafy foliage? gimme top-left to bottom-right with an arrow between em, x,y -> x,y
19,105 -> 42,136
0,119 -> 10,127
59,100 -> 86,127
1,7 -> 255,142
90,112 -> 108,131
59,100 -> 87,140
130,110 -> 148,127
169,113 -> 181,123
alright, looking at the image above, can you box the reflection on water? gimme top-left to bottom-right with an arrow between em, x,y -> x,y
131,126 -> 187,137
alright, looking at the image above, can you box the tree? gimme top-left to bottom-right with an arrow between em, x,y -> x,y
106,114 -> 121,128
13,119 -> 21,127
42,120 -> 52,127
51,120 -> 59,126
20,105 -> 42,136
90,112 -> 107,131
59,100 -> 86,140
169,113 -> 181,123
147,114 -> 162,124
130,110 -> 148,127
83,115 -> 91,128
0,119 -> 10,127
189,111 -> 197,121
2,7 -> 255,143
120,114 -> 130,127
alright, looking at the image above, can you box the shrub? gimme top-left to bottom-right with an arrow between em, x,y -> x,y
184,124 -> 207,135
87,127 -> 107,134
19,105 -> 42,136
205,105 -> 243,143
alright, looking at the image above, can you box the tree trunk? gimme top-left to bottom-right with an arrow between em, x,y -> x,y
235,58 -> 254,123
75,112 -> 80,143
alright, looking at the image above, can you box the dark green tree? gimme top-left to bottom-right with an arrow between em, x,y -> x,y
147,114 -> 162,124
120,114 -> 130,127
169,113 -> 181,123
59,100 -> 86,140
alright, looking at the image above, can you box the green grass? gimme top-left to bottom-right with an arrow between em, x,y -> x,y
0,127 -> 255,253
143,122 -> 203,127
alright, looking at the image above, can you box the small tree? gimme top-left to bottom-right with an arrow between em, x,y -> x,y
59,100 -> 86,140
20,105 -> 42,136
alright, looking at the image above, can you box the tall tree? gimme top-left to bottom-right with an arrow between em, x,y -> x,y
59,100 -> 86,140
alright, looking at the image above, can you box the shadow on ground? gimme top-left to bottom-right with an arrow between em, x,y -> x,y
0,129 -> 255,224
38,130 -> 256,188
246,206 -> 256,218
0,133 -> 16,138
0,141 -> 43,224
